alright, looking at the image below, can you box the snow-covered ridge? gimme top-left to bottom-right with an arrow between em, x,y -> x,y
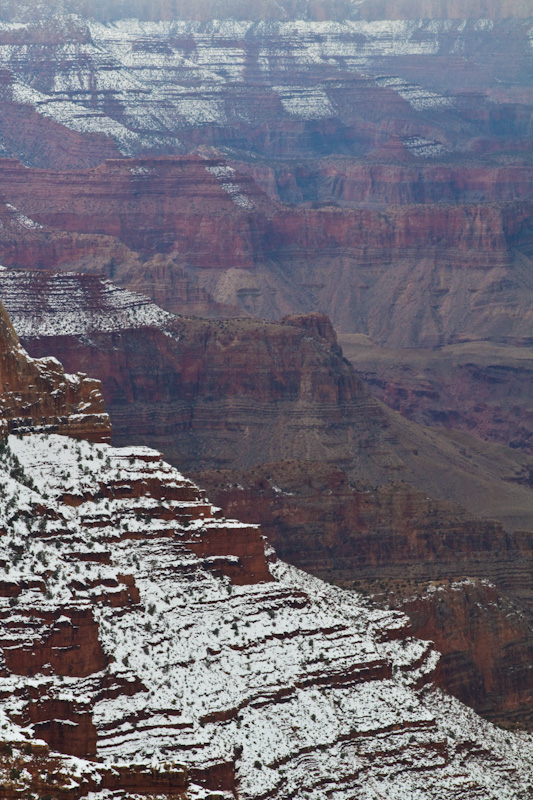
0,431 -> 532,798
0,270 -> 174,338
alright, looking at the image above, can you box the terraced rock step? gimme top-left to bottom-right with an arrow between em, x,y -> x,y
0,432 -> 532,798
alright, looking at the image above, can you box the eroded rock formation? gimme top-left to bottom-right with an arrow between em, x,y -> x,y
1,432 -> 533,799
339,334 -> 533,454
2,270 -> 533,734
0,157 -> 530,346
0,295 -> 110,442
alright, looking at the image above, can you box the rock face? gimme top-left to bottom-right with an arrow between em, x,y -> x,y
0,295 -> 110,442
1,432 -> 533,799
383,578 -> 533,729
3,269 -> 532,533
0,158 -> 531,346
0,5 -> 529,345
196,462 -> 533,728
3,269 -> 533,733
340,335 -> 533,454
0,7 -> 529,166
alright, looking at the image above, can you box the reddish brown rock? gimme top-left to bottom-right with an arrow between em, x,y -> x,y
0,298 -> 110,442
185,522 -> 273,585
197,461 -> 533,727
379,579 -> 533,729
29,701 -> 97,758
0,157 -> 531,344
1,609 -> 108,678
340,335 -> 533,454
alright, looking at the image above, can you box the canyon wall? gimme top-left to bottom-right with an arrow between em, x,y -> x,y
2,270 -> 533,732
340,335 -> 533,454
0,157 -> 531,346
1,296 -> 530,796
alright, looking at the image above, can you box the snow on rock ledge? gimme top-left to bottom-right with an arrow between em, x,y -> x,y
0,432 -> 531,798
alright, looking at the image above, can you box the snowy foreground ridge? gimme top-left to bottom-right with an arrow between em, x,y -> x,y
0,432 -> 532,799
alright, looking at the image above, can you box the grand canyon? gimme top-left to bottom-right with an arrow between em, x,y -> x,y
0,0 -> 531,798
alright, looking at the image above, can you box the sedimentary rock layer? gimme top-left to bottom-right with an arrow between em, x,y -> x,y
340,335 -> 533,454
1,431 -> 533,799
0,157 -> 531,345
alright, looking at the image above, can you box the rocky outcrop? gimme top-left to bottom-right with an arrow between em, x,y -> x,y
195,461 -> 533,595
378,578 -> 533,730
0,296 -> 110,442
243,160 -> 533,207
1,431 -> 533,799
0,157 -> 531,345
4,270 -> 532,533
4,270 -> 533,733
196,461 -> 533,727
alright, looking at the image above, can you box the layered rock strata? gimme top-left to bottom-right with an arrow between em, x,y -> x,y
197,462 -> 533,728
1,432 -> 533,800
3,270 -> 532,533
378,578 -> 533,730
3,270 -> 533,731
340,334 -> 533,454
0,8 -> 529,166
0,157 -> 531,346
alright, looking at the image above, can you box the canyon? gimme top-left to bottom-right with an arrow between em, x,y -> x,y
0,0 -> 527,347
0,301 -> 532,799
0,0 -> 530,795
1,268 -> 533,735
0,157 -> 531,349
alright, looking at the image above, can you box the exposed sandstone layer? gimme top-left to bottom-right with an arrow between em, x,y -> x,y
0,297 -> 110,442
